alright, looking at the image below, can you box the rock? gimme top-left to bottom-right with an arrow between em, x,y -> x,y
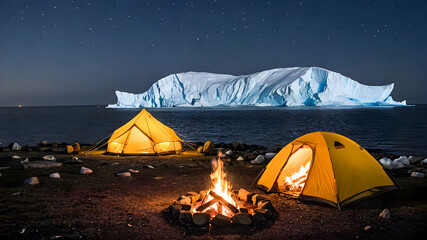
265,152 -> 276,161
232,141 -> 243,151
153,176 -> 163,180
254,208 -> 272,219
20,158 -> 29,164
236,156 -> 245,161
197,146 -> 204,154
2,148 -> 11,152
43,155 -> 56,161
24,177 -> 39,185
12,142 -> 22,151
379,209 -> 391,220
39,147 -> 51,152
394,156 -> 411,165
231,212 -> 252,225
211,213 -> 231,227
111,162 -> 119,166
144,165 -> 155,169
178,210 -> 193,223
28,161 -> 63,168
193,212 -> 210,226
128,169 -> 139,173
117,172 -> 131,177
252,212 -> 266,225
186,192 -> 200,203
203,141 -> 215,155
49,173 -> 60,179
247,152 -> 258,160
169,205 -> 182,218
175,196 -> 191,205
0,173 -> 2,177
411,172 -> 425,178
258,200 -> 276,213
252,194 -> 266,205
421,158 -> 427,165
41,140 -> 48,146
225,150 -> 233,156
364,226 -> 371,231
251,155 -> 265,164
52,147 -> 66,153
65,157 -> 82,164
238,188 -> 254,202
80,167 -> 93,174
66,145 -> 74,154
179,204 -> 192,211
12,155 -> 20,160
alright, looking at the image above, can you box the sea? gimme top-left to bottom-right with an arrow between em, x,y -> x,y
0,105 -> 426,156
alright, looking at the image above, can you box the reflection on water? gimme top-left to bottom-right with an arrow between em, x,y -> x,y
0,105 -> 426,155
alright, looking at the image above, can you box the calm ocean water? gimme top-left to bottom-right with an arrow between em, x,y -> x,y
0,105 -> 426,155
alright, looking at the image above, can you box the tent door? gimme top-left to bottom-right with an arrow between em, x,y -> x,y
276,143 -> 314,197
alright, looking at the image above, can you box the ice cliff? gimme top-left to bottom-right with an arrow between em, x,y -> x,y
107,67 -> 406,108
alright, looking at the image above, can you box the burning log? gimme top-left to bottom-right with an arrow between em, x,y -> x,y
238,188 -> 254,202
209,191 -> 239,215
196,199 -> 218,212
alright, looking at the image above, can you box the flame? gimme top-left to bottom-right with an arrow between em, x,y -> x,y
201,152 -> 238,217
284,161 -> 310,192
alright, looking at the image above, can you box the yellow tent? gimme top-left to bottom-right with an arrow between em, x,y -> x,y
256,132 -> 398,209
107,109 -> 182,155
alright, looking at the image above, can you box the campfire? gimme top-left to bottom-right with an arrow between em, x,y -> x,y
283,161 -> 310,192
168,152 -> 276,228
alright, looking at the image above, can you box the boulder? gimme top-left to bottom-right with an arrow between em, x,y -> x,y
117,172 -> 131,177
12,142 -> 22,151
265,152 -> 277,161
49,173 -> 61,179
24,177 -> 39,185
379,208 -> 391,220
236,156 -> 245,161
203,141 -> 215,155
80,167 -> 93,174
231,212 -> 252,225
251,155 -> 265,164
42,155 -> 56,161
247,152 -> 258,160
411,172 -> 425,178
192,212 -> 210,226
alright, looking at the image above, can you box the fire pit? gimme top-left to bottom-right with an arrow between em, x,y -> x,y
167,153 -> 276,228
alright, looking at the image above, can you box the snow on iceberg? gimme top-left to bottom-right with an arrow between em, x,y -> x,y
107,67 -> 407,108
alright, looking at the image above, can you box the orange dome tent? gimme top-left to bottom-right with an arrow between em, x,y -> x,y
107,109 -> 182,155
256,132 -> 398,209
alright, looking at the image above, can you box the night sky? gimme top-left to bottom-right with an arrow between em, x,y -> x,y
0,0 -> 426,106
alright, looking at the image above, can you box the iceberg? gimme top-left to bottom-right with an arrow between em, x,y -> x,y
107,67 -> 407,108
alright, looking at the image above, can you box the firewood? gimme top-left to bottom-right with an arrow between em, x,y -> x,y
252,194 -> 266,205
238,188 -> 254,202
209,191 -> 239,214
196,199 -> 217,212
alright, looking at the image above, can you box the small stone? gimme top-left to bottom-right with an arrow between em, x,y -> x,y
128,169 -> 139,173
153,176 -> 163,180
232,141 -> 243,151
225,150 -> 233,156
49,173 -> 60,179
80,167 -> 93,174
169,205 -> 182,218
179,210 -> 193,223
265,152 -> 277,160
193,212 -> 210,226
364,226 -> 371,231
28,161 -> 63,168
238,188 -> 254,202
43,155 -> 56,161
258,200 -> 276,213
211,213 -> 231,227
236,156 -> 244,161
41,140 -> 48,145
111,162 -> 119,166
251,155 -> 265,164
24,177 -> 39,185
144,165 -> 155,169
421,158 -> 427,165
254,208 -> 272,219
379,208 -> 391,220
21,158 -> 29,164
231,212 -> 252,225
12,155 -> 20,160
12,142 -> 22,151
411,172 -> 425,178
247,152 -> 258,160
252,212 -> 266,225
252,194 -> 266,205
117,172 -> 131,177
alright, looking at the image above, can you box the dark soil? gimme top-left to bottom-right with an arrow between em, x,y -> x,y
0,150 -> 426,239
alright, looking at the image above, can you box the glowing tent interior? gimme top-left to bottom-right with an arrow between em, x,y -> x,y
256,132 -> 398,209
107,109 -> 182,155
